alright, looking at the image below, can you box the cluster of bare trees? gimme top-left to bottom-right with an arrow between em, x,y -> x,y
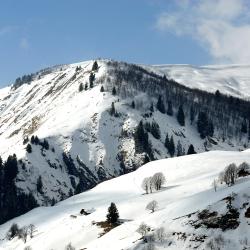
65,242 -> 76,250
136,222 -> 167,249
141,172 -> 166,194
6,222 -> 77,249
213,162 -> 250,191
219,163 -> 238,186
6,223 -> 36,243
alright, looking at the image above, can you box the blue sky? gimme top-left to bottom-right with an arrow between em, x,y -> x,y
0,0 -> 249,86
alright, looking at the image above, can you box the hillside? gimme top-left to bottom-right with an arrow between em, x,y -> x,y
145,64 -> 250,99
0,59 -> 250,224
0,150 -> 250,249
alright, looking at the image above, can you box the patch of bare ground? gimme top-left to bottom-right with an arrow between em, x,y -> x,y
92,221 -> 122,237
188,196 -> 240,231
23,116 -> 41,136
245,207 -> 250,218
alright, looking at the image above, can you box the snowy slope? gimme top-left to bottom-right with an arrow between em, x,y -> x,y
0,60 -> 131,204
0,59 -> 250,223
0,150 -> 250,249
144,64 -> 250,99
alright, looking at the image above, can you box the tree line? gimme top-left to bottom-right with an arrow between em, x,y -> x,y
106,61 -> 250,144
0,154 -> 38,224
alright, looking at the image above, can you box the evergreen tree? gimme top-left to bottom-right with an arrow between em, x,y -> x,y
150,102 -> 154,112
16,192 -> 38,219
177,105 -> 185,126
215,90 -> 221,99
26,144 -> 32,153
62,152 -> 78,176
207,120 -> 214,137
197,111 -> 207,139
110,102 -> 116,116
112,86 -> 117,95
168,136 -> 175,157
34,136 -> 39,145
106,202 -> 119,224
51,198 -> 56,206
187,144 -> 196,155
164,134 -> 170,149
89,73 -> 95,88
4,154 -> 18,182
151,121 -> 161,139
167,101 -> 173,116
0,156 -> 2,168
75,66 -> 81,72
92,61 -> 98,71
84,83 -> 88,90
156,95 -> 165,113
74,182 -> 83,195
30,135 -> 40,145
42,139 -> 49,150
78,83 -> 83,92
35,136 -> 40,144
68,188 -> 73,197
197,111 -> 214,139
23,137 -> 29,145
190,106 -> 195,124
135,121 -> 146,153
0,189 -> 38,225
134,121 -> 152,157
144,122 -> 151,133
6,223 -> 20,240
37,176 -> 43,194
131,100 -> 135,109
30,135 -> 35,144
176,140 -> 184,156
248,120 -> 250,141
241,119 -> 247,133
100,85 -> 104,92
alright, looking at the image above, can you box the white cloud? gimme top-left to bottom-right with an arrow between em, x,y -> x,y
20,38 -> 29,49
156,0 -> 250,64
0,26 -> 15,36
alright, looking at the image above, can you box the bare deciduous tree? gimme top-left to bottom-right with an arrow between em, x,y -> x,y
222,163 -> 238,186
18,226 -> 29,243
24,246 -> 32,250
218,171 -> 224,184
149,177 -> 154,193
65,242 -> 75,250
152,172 -> 166,190
141,177 -> 154,194
28,224 -> 36,238
6,223 -> 20,240
136,222 -> 151,238
212,179 -> 218,192
154,227 -> 166,243
142,177 -> 151,194
146,200 -> 158,213
237,162 -> 250,177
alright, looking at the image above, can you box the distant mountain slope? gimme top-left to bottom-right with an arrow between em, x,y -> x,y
0,150 -> 250,250
0,59 -> 250,224
145,64 -> 250,99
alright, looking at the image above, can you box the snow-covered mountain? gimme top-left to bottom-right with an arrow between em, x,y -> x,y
0,150 -> 250,250
0,59 -> 250,225
145,64 -> 250,99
